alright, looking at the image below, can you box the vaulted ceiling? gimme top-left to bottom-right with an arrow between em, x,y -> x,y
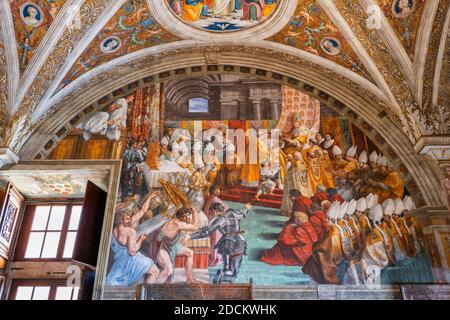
0,0 -> 448,157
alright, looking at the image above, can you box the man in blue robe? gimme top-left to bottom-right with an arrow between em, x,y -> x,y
106,194 -> 161,286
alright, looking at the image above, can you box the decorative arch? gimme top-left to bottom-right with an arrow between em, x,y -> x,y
17,45 -> 444,208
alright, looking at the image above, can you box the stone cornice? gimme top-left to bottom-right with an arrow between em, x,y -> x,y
414,135 -> 450,160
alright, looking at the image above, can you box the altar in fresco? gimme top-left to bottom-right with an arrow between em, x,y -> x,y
166,0 -> 279,31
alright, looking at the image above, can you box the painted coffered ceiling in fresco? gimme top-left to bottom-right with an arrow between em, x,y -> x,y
0,0 -> 448,158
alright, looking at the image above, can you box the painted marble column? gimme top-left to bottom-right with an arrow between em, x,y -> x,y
269,99 -> 280,120
250,98 -> 262,120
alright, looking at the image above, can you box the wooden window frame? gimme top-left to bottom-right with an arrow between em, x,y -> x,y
14,202 -> 83,262
9,279 -> 79,300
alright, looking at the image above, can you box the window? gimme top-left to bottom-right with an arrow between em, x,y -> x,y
188,97 -> 208,113
10,280 -> 79,300
16,204 -> 82,260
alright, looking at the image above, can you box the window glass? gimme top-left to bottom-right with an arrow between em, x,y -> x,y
63,232 -> 77,258
21,204 -> 82,260
40,232 -> 61,258
55,287 -> 74,300
31,206 -> 51,230
68,206 -> 82,230
15,287 -> 33,300
24,232 -> 45,258
32,287 -> 50,300
47,206 -> 66,230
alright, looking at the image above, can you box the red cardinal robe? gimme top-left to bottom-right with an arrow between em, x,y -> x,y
309,210 -> 328,240
329,193 -> 344,203
261,221 -> 318,266
311,192 -> 329,205
287,195 -> 313,223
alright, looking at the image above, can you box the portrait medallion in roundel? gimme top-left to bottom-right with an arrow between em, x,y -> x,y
100,36 -> 122,54
166,0 -> 280,32
392,0 -> 416,18
320,37 -> 342,56
20,2 -> 45,27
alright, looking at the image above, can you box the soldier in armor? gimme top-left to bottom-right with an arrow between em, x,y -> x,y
190,202 -> 254,284
121,141 -> 147,200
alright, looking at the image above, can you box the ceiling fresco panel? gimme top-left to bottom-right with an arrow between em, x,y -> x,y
59,0 -> 181,90
0,30 -> 8,143
376,0 -> 426,60
11,0 -> 66,74
268,1 -> 374,82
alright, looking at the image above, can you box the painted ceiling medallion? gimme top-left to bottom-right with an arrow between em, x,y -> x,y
167,0 -> 280,32
391,0 -> 416,19
151,0 -> 296,41
20,2 -> 45,27
320,37 -> 342,56
100,36 -> 123,54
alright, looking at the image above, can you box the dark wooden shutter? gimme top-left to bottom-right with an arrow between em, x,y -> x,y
72,181 -> 107,268
0,183 -> 25,260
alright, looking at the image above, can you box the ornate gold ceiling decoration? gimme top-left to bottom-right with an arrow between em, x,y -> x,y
420,0 -> 450,135
269,1 -> 373,82
0,31 -> 8,144
4,0 -> 113,153
436,30 -> 450,134
376,0 -> 427,60
333,0 -> 421,142
60,0 -> 180,91
11,0 -> 66,74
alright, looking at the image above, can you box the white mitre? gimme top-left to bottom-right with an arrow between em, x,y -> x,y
366,193 -> 375,209
338,201 -> 348,219
347,145 -> 357,157
332,145 -> 343,156
356,198 -> 367,212
373,194 -> 380,205
403,196 -> 416,211
370,204 -> 383,223
369,150 -> 378,163
327,201 -> 340,220
394,198 -> 405,215
382,198 -> 395,216
358,151 -> 368,164
347,199 -> 357,216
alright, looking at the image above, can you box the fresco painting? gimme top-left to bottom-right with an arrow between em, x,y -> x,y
11,0 -> 66,73
166,0 -> 279,32
70,79 -> 435,288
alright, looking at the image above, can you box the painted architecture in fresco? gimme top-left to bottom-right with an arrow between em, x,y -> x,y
0,0 -> 449,301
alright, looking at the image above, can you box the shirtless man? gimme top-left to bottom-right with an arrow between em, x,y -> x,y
151,207 -> 201,284
128,191 -> 161,228
107,212 -> 160,285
